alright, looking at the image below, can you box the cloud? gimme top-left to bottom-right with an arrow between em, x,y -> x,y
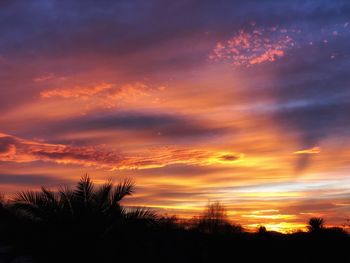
294,147 -> 320,154
33,73 -> 66,82
40,82 -> 163,108
29,111 -> 227,142
210,14 -> 350,68
0,173 -> 65,186
40,82 -> 113,99
0,132 -> 243,170
218,153 -> 243,162
0,132 -> 124,167
209,26 -> 295,67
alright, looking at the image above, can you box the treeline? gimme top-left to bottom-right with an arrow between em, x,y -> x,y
0,175 -> 349,263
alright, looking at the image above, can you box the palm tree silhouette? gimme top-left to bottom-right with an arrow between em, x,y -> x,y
13,174 -> 157,225
4,175 -> 159,262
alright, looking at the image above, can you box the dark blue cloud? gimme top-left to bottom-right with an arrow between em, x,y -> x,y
9,111 -> 228,144
0,173 -> 66,186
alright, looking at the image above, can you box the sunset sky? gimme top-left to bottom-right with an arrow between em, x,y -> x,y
1,0 -> 350,232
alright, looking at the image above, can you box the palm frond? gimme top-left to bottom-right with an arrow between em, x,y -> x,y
59,186 -> 73,205
14,190 -> 42,205
74,174 -> 94,203
110,178 -> 134,205
12,191 -> 46,220
94,180 -> 113,209
125,207 -> 158,222
41,187 -> 59,207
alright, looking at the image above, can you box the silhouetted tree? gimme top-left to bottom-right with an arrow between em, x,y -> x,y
7,175 -> 159,262
308,217 -> 325,233
196,201 -> 242,234
13,175 -> 156,222
258,225 -> 267,234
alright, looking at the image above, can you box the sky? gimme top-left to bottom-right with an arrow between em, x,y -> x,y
1,0 -> 350,232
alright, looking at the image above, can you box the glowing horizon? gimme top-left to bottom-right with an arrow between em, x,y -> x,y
1,0 -> 350,233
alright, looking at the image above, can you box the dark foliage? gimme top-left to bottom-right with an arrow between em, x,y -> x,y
308,217 -> 325,233
0,176 -> 348,263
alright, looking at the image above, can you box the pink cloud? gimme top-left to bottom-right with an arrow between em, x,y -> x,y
0,133 -> 243,170
209,26 -> 295,67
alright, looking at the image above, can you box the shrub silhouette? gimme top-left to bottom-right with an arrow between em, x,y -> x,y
258,225 -> 267,234
196,201 -> 242,234
308,217 -> 325,233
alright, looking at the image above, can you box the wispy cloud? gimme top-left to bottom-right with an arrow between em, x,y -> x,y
294,147 -> 321,155
0,133 -> 243,170
33,73 -> 66,82
40,82 -> 164,108
40,82 -> 114,99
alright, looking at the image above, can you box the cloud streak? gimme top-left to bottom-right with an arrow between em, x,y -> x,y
40,83 -> 114,99
41,82 -> 164,109
0,133 -> 243,170
24,111 -> 227,143
294,147 -> 321,155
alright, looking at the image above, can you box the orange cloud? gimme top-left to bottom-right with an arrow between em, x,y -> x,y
40,82 -> 164,109
294,147 -> 321,154
0,133 -> 243,170
40,83 -> 113,99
